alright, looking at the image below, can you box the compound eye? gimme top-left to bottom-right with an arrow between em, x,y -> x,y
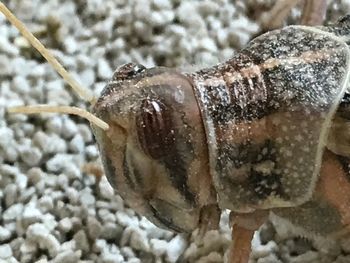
112,63 -> 146,81
136,99 -> 175,159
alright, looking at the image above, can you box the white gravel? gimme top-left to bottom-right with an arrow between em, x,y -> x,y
1,0 -> 350,263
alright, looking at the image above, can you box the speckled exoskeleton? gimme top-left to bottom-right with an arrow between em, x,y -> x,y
2,2 -> 350,263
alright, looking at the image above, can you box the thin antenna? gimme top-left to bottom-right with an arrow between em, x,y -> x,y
8,105 -> 109,130
0,2 -> 95,104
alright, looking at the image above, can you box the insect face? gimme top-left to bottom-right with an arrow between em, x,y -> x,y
0,2 -> 222,234
92,64 -> 218,232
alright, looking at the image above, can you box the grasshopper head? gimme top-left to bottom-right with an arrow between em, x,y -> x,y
92,63 -> 219,232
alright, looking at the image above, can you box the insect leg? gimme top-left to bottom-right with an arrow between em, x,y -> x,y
229,225 -> 255,263
317,151 -> 350,237
260,0 -> 301,30
300,0 -> 327,26
326,88 -> 350,157
198,204 -> 221,237
260,0 -> 327,32
229,211 -> 269,263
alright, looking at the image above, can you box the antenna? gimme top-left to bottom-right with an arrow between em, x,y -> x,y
0,2 -> 109,130
8,105 -> 109,130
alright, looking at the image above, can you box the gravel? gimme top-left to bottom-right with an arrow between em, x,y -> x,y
1,0 -> 350,263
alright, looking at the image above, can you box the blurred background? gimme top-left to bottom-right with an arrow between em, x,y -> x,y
0,0 -> 350,262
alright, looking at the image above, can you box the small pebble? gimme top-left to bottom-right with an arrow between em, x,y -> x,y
20,240 -> 37,254
69,134 -> 85,153
0,36 -> 19,56
3,203 -> 24,222
26,223 -> 60,257
87,216 -> 102,240
38,195 -> 54,212
4,184 -> 18,207
74,230 -> 90,253
45,116 -> 63,134
57,174 -> 68,189
53,250 -> 81,263
80,68 -> 96,87
100,222 -> 123,242
19,147 -> 42,166
58,218 -> 73,233
93,239 -> 108,254
63,36 -> 79,54
14,173 -> 28,190
18,186 -> 36,203
11,75 -> 30,94
150,239 -> 168,257
0,54 -> 13,76
120,246 -> 136,259
97,58 -> 113,79
46,154 -> 72,173
61,118 -> 78,139
79,188 -> 95,207
166,235 -> 187,262
0,226 -> 11,242
22,202 -> 43,226
129,228 -> 150,252
116,211 -> 139,228
66,187 -> 80,204
98,208 -> 115,223
85,145 -> 99,159
0,244 -> 12,259
42,213 -> 58,232
77,124 -> 93,143
26,167 -> 44,185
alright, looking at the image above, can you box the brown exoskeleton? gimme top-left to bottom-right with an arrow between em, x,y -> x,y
2,2 -> 350,263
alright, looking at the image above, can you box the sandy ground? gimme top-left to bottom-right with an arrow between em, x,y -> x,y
1,0 -> 350,262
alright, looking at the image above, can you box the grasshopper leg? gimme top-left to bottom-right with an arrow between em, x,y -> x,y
229,211 -> 269,263
260,0 -> 327,31
260,0 -> 300,30
300,0 -> 327,26
229,225 -> 255,263
317,150 -> 350,238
